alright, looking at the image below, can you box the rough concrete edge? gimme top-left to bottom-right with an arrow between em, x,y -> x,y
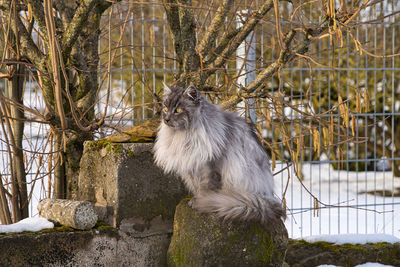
0,220 -> 173,267
286,239 -> 400,266
0,221 -> 119,265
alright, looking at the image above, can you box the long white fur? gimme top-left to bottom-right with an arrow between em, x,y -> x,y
153,86 -> 282,223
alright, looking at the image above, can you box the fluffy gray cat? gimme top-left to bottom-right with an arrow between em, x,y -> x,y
153,84 -> 283,223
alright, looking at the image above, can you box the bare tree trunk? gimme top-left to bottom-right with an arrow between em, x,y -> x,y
54,132 -> 66,199
64,132 -> 92,199
8,64 -> 29,219
63,4 -> 103,199
0,175 -> 12,224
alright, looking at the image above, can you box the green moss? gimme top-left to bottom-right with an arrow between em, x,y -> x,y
225,223 -> 276,263
183,196 -> 193,201
87,139 -> 111,150
293,239 -> 395,253
0,224 -> 82,239
168,233 -> 196,266
287,239 -> 400,266
129,135 -> 153,143
87,140 -> 123,154
94,220 -> 114,231
108,143 -> 121,153
0,220 -> 116,238
248,224 -> 275,263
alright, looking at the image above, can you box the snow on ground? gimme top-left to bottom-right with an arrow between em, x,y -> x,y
274,161 -> 400,239
0,217 -> 54,233
302,233 -> 400,245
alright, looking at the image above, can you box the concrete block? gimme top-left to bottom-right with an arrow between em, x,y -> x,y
168,199 -> 289,267
76,142 -> 187,228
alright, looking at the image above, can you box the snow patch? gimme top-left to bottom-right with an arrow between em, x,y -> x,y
0,217 -> 54,233
355,263 -> 394,267
302,233 -> 400,245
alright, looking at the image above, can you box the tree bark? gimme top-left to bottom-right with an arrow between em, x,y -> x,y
8,63 -> 29,219
38,198 -> 98,230
0,175 -> 12,224
53,132 -> 66,199
63,3 -> 106,199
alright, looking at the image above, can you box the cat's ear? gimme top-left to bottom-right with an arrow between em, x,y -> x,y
162,82 -> 172,95
184,85 -> 200,103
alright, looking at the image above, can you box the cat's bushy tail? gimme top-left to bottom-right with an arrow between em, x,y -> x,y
191,190 -> 284,223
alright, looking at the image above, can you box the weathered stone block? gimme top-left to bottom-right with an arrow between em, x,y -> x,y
0,224 -> 171,266
168,199 -> 289,267
76,142 -> 187,228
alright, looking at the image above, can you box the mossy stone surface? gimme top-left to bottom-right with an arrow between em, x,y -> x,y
0,220 -> 172,267
167,199 -> 288,267
0,222 -> 118,266
286,239 -> 400,266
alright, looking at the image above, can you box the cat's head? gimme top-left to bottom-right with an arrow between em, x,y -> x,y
161,84 -> 201,130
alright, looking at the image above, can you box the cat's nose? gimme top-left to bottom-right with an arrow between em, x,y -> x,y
165,118 -> 170,123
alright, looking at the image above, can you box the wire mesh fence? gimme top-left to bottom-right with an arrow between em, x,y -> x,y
97,1 -> 400,238
0,0 -> 399,238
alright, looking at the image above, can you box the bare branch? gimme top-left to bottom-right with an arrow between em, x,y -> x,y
163,0 -> 183,71
44,0 -> 67,133
205,0 -> 275,75
0,0 -> 26,11
61,0 -> 109,59
177,0 -> 200,84
221,21 -> 331,110
22,0 -> 48,43
198,0 -> 234,57
8,7 -> 46,71
54,0 -> 74,26
0,72 -> 10,79
0,174 -> 12,224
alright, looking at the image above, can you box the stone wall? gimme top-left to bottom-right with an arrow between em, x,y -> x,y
0,224 -> 171,266
2,219 -> 399,267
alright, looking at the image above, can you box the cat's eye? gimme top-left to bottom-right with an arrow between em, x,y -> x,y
163,107 -> 168,112
175,108 -> 182,113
